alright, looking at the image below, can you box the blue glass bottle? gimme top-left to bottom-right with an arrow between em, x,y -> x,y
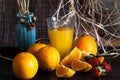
16,12 -> 36,51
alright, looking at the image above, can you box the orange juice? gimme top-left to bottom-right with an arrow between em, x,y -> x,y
48,27 -> 74,59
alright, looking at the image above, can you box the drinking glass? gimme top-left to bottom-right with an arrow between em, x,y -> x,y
47,17 -> 74,59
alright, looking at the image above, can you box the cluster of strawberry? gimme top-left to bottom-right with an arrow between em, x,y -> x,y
85,55 -> 111,77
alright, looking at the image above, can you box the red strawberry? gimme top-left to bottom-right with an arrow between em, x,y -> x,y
91,66 -> 105,77
91,66 -> 102,77
88,57 -> 100,66
102,62 -> 111,73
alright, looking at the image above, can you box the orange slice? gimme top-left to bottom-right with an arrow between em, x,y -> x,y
98,57 -> 104,64
80,51 -> 90,61
71,59 -> 87,71
61,47 -> 81,67
69,47 -> 81,60
61,56 -> 71,67
56,64 -> 76,78
81,62 -> 92,72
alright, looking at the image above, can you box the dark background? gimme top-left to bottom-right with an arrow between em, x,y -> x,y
0,0 -> 120,47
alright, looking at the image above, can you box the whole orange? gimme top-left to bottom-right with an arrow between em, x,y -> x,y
28,43 -> 47,55
35,46 -> 60,71
12,52 -> 38,79
73,35 -> 98,55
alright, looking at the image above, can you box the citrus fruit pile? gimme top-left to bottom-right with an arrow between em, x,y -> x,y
55,35 -> 111,78
12,42 -> 60,79
56,47 -> 93,78
56,48 -> 111,78
12,35 -> 111,79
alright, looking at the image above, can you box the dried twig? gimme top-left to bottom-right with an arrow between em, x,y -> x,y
17,0 -> 30,15
51,0 -> 120,56
0,54 -> 13,61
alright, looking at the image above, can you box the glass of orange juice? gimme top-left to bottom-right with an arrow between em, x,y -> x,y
47,17 -> 74,59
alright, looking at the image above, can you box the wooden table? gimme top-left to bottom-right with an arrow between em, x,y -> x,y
0,47 -> 120,80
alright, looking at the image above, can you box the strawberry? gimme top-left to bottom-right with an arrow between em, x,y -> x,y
91,67 -> 102,77
88,57 -> 100,66
91,66 -> 105,77
102,62 -> 111,73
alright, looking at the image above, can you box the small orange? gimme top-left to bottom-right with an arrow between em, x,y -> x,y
12,52 -> 38,79
61,47 -> 81,67
71,59 -> 87,71
28,42 -> 47,55
56,64 -> 76,78
73,35 -> 98,56
35,46 -> 60,71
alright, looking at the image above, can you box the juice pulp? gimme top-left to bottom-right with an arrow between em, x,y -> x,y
48,27 -> 74,59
